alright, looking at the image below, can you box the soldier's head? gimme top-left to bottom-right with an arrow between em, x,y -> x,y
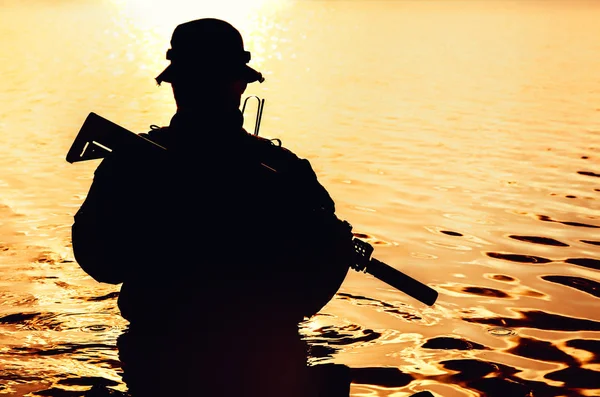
155,18 -> 264,110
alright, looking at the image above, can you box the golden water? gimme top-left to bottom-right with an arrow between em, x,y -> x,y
1,0 -> 599,396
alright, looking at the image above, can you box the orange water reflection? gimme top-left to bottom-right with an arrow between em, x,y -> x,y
1,0 -> 600,396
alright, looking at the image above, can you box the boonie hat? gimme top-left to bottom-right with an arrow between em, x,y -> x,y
155,18 -> 264,85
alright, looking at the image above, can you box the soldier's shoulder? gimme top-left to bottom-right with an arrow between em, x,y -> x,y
244,133 -> 320,178
141,125 -> 171,147
248,133 -> 299,160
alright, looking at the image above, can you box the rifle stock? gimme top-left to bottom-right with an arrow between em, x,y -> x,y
67,112 -> 438,306
66,112 -> 166,163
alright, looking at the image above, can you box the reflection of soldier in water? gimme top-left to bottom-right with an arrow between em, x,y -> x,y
72,18 -> 354,396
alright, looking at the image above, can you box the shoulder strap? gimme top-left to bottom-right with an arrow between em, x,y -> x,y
142,125 -> 171,148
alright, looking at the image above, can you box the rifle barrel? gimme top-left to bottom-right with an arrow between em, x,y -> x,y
365,258 -> 438,306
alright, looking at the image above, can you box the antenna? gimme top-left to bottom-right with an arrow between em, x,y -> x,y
241,95 -> 265,136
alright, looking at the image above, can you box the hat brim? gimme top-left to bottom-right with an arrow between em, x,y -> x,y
155,64 -> 264,85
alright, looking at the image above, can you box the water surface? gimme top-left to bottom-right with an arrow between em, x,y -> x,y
1,1 -> 599,396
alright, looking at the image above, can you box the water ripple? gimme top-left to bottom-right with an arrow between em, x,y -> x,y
486,252 -> 553,264
566,339 -> 600,363
537,214 -> 599,229
350,367 -> 414,388
336,293 -> 424,322
581,239 -> 600,246
508,337 -> 579,365
441,285 -> 512,299
486,274 -> 517,283
85,292 -> 120,302
564,257 -> 600,271
463,310 -> 600,332
541,275 -> 600,298
544,367 -> 600,389
578,171 -> 600,178
508,235 -> 569,247
422,336 -> 487,351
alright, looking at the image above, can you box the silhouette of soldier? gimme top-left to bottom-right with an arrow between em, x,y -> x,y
72,18 -> 354,396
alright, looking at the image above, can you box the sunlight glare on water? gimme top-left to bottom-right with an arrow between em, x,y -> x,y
107,0 -> 288,73
1,0 -> 599,396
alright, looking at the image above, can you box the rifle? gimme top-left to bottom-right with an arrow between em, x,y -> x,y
66,110 -> 438,307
